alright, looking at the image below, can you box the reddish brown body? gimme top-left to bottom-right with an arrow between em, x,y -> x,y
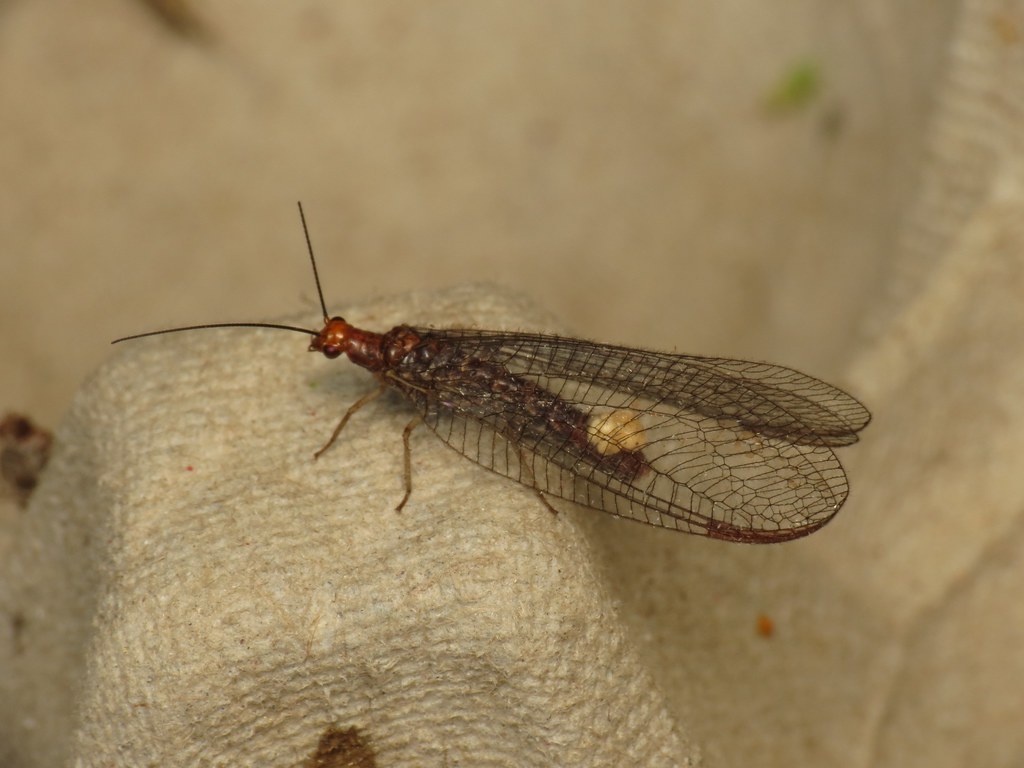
310,317 -> 422,371
309,317 -> 650,482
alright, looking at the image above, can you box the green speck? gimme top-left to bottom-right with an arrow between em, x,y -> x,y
765,60 -> 821,112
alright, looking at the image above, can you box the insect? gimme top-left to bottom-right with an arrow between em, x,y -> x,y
114,204 -> 870,543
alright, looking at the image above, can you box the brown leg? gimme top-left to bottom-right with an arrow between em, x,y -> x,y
314,385 -> 386,460
533,488 -> 560,516
395,415 -> 423,511
517,446 -> 559,516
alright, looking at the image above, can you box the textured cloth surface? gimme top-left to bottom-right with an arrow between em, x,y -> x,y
2,285 -> 691,766
3,1 -> 1024,767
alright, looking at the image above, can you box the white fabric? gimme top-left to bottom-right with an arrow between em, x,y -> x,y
2,1 -> 1024,766
2,286 -> 692,766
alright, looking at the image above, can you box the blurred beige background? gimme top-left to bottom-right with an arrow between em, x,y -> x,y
0,0 -> 945,427
9,1 -> 1020,767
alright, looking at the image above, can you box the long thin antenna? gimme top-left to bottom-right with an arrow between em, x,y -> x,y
112,205 -> 332,345
112,322 -> 318,345
297,201 -> 330,321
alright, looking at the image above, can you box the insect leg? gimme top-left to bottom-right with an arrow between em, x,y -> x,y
395,415 -> 424,511
532,489 -> 560,517
516,445 -> 559,516
313,385 -> 387,460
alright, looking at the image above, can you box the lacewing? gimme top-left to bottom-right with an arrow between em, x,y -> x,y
114,204 -> 870,543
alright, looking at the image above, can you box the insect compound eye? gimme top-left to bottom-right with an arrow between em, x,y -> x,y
321,345 -> 343,359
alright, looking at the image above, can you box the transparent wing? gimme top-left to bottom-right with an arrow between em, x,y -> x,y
433,330 -> 871,446
405,329 -> 870,542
